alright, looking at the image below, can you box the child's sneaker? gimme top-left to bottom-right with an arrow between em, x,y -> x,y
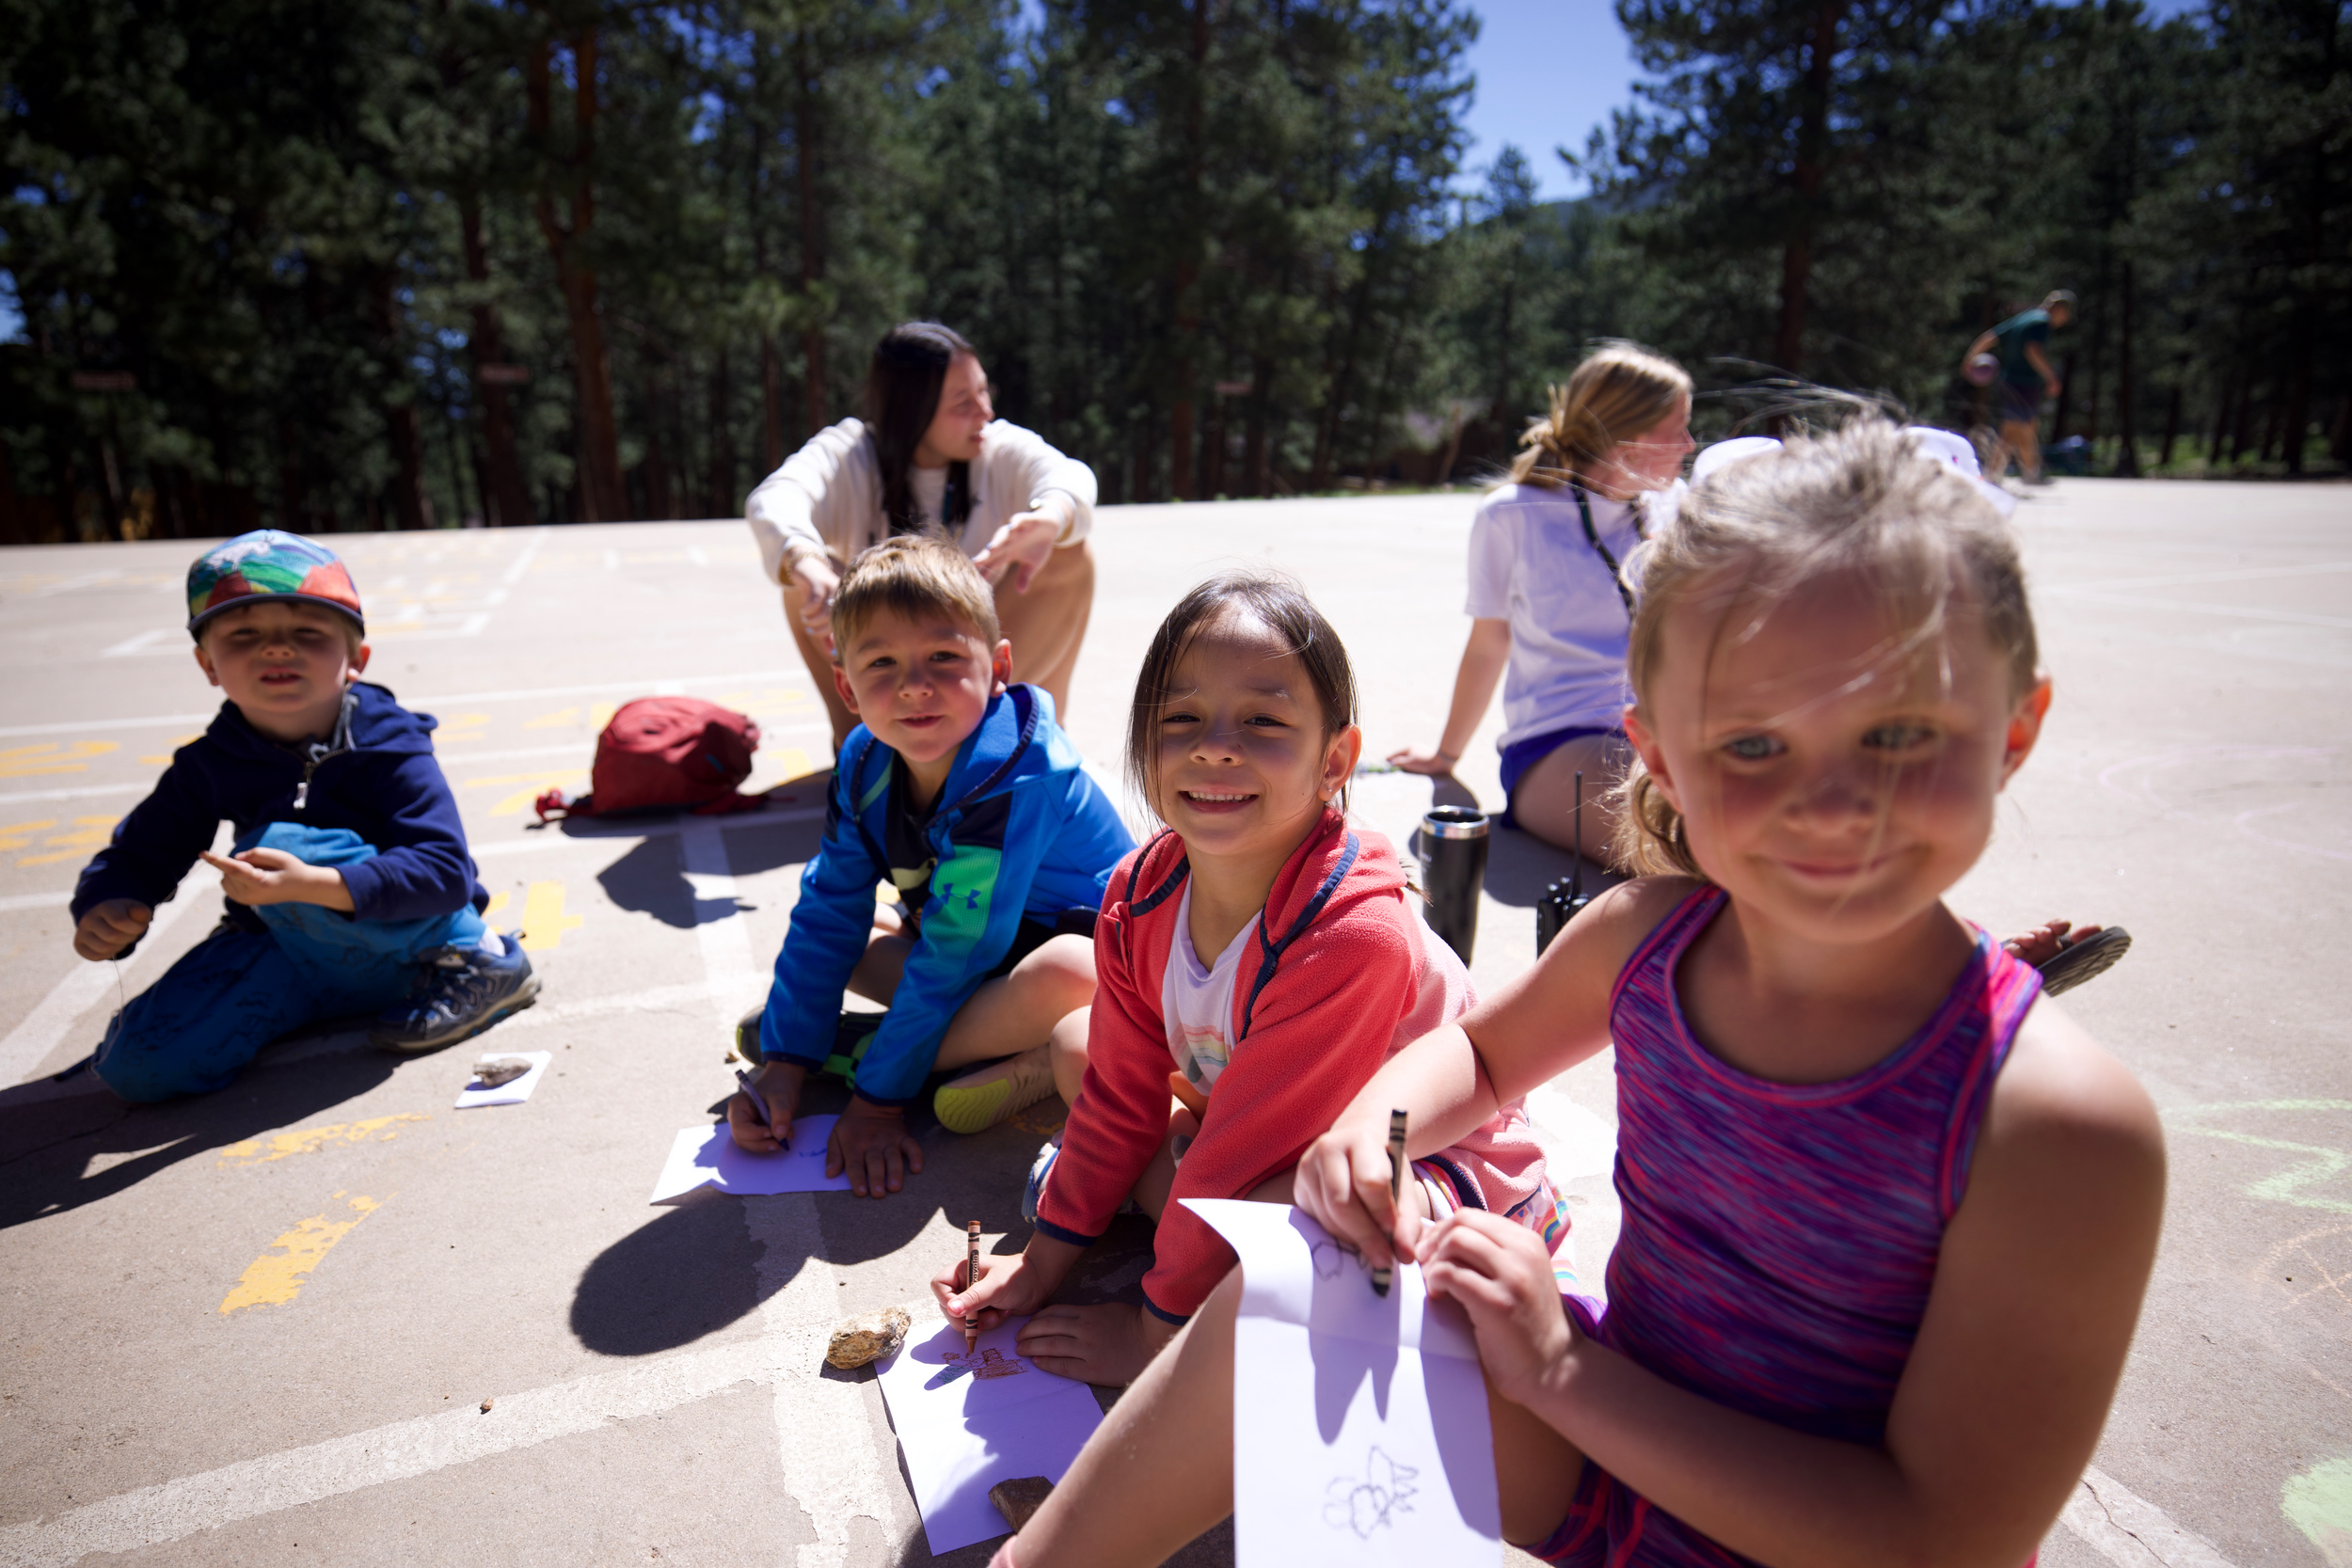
933,1044 -> 1057,1134
1021,1135 -> 1060,1226
371,940 -> 540,1054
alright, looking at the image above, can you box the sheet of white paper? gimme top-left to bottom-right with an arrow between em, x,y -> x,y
452,1051 -> 552,1109
874,1314 -> 1106,1556
645,1118 -> 852,1203
1184,1198 -> 1501,1567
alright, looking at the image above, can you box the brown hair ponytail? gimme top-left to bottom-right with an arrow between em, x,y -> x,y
1510,341 -> 1693,490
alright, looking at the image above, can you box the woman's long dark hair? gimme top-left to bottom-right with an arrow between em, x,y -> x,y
866,322 -> 978,537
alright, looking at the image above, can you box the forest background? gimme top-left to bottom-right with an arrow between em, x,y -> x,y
0,0 -> 2344,541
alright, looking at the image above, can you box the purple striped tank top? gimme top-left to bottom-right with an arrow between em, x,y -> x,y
1546,885 -> 2043,1567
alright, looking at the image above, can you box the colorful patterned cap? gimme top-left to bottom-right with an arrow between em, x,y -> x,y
185,530 -> 365,636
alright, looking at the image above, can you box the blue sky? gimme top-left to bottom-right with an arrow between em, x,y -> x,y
1457,0 -> 2208,201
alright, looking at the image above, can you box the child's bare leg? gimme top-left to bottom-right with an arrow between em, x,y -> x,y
1012,1268 -> 1244,1567
932,934 -> 1095,1072
846,928 -> 910,1005
1046,1006 -> 1089,1104
1508,733 -> 1635,869
1010,1267 -> 1588,1566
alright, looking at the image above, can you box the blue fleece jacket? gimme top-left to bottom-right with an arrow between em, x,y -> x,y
758,683 -> 1134,1106
72,681 -> 487,933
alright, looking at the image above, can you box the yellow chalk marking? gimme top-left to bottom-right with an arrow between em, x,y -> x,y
0,739 -> 119,778
484,891 -> 512,919
219,1193 -> 385,1313
772,748 -> 814,782
517,881 -> 584,952
589,702 -> 616,730
523,706 -> 579,729
720,688 -> 812,713
19,816 -> 122,866
0,816 -> 59,852
138,733 -> 203,766
436,713 -> 492,745
463,769 -> 588,816
217,1113 -> 429,1167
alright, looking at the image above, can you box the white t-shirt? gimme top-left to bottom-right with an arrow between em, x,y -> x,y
1464,481 -> 1682,751
1161,880 -> 1257,1094
743,417 -> 1098,585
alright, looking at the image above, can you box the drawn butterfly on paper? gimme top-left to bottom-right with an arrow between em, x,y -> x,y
1324,1446 -> 1419,1537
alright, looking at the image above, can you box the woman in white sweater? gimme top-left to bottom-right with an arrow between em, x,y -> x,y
746,322 -> 1098,746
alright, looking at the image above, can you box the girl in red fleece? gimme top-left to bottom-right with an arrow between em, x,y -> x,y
933,570 -> 1557,1385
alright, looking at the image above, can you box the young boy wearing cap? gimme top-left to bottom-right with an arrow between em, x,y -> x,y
66,530 -> 538,1102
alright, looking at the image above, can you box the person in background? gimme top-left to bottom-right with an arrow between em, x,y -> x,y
1968,290 -> 2075,485
1391,342 -> 1694,866
746,322 -> 1097,751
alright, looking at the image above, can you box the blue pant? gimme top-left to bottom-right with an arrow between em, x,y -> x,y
92,823 -> 487,1102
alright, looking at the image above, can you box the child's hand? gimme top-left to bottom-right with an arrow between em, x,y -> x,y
933,1247 -> 1048,1334
829,1097 -> 924,1196
1419,1210 -> 1575,1406
1295,1114 -> 1425,1275
728,1059 -> 806,1153
1385,745 -> 1458,777
199,847 -> 351,909
72,898 -> 152,961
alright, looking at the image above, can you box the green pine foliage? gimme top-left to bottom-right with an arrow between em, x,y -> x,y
0,0 -> 2342,540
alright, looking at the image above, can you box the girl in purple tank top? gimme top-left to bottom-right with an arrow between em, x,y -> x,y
983,420 -> 2166,1568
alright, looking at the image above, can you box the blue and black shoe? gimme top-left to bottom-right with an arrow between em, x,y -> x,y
371,939 -> 540,1055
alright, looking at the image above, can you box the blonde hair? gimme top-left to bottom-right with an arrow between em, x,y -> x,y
1510,341 -> 1693,489
1613,418 -> 2041,877
831,535 -> 1000,656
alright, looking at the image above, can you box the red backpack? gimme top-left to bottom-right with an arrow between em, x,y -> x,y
533,698 -> 767,820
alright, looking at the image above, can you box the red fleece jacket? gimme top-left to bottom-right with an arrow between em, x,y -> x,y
1036,811 -> 1544,1321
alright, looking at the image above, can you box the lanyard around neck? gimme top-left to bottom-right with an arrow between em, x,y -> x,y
1571,483 -> 1639,619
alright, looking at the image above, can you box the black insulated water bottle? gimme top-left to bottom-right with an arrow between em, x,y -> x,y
1417,806 -> 1489,966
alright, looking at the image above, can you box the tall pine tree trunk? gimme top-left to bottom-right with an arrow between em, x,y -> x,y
372,273 -> 428,531
2113,260 -> 2139,476
1167,0 -> 1211,501
1775,0 -> 1843,375
529,29 -> 628,522
708,348 -> 735,515
459,194 -> 533,527
796,33 -> 829,436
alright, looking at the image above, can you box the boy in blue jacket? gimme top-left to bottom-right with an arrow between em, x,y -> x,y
68,531 -> 536,1102
728,536 -> 1133,1196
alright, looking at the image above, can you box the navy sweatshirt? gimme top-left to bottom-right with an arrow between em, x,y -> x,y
71,681 -> 487,930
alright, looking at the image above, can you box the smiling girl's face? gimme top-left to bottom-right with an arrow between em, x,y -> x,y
1625,567 -> 2049,947
1151,607 -> 1359,867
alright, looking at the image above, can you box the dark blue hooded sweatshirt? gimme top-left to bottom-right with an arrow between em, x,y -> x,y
72,681 -> 487,933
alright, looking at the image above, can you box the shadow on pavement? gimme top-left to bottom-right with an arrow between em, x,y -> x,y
591,813 -> 827,930
0,1030 -> 400,1231
1482,824 -> 1625,910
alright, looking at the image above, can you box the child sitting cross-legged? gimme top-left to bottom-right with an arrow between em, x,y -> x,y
69,531 -> 535,1102
988,420 -> 2166,1568
934,572 -> 1559,1386
729,535 -> 1134,1196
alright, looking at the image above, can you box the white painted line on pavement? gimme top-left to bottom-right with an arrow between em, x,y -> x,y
2060,1465 -> 2237,1567
0,891 -> 72,914
0,669 -> 809,739
0,888 -> 214,1086
747,1196 -> 899,1568
679,819 -> 771,1024
0,1338 -> 775,1568
2055,560 -> 2352,594
0,782 -> 150,808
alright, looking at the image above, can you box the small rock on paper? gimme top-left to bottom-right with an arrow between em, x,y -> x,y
875,1316 -> 1104,1556
646,1118 -> 851,1203
990,1476 -> 1054,1530
453,1051 -> 553,1109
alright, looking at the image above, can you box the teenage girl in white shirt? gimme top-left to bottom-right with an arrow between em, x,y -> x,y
745,322 -> 1099,749
1391,342 -> 1694,865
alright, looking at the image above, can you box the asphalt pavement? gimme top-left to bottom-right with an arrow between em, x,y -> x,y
0,479 -> 2345,1567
